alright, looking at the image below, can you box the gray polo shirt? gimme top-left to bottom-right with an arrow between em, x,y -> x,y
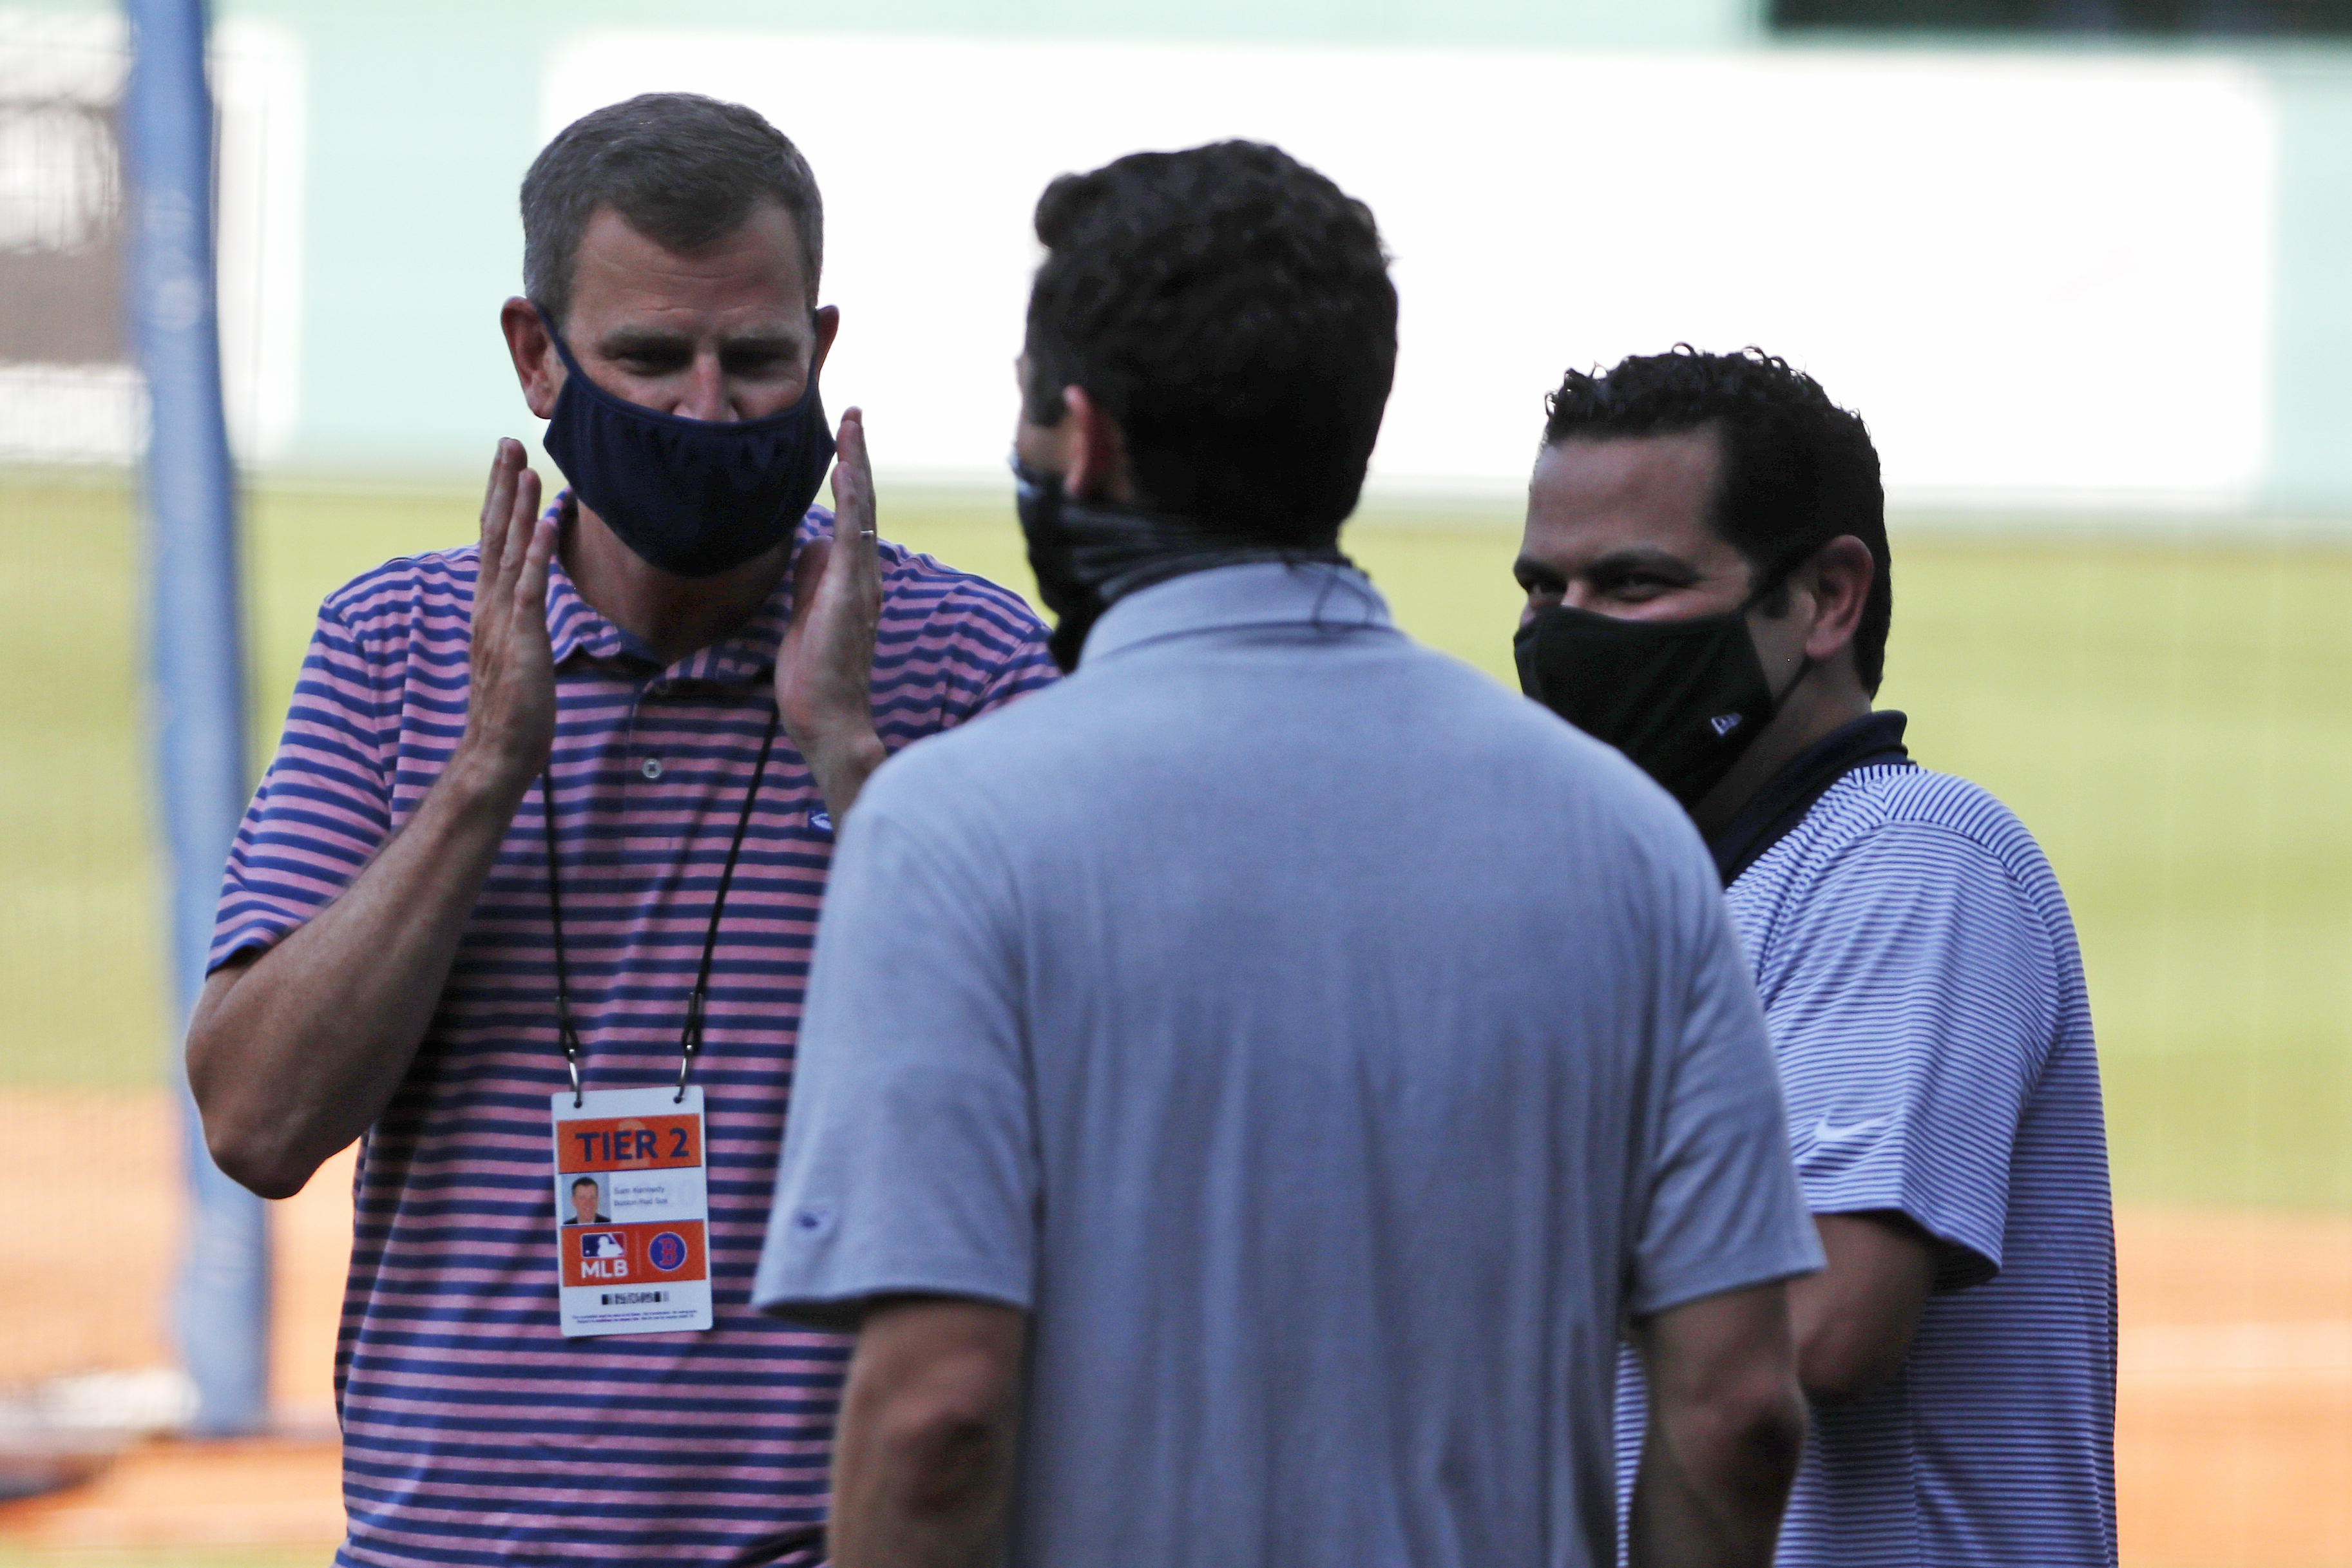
754,561 -> 1820,1568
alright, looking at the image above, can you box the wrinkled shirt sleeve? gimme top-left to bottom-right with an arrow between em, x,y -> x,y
1628,837 -> 1825,1318
753,789 -> 1036,1328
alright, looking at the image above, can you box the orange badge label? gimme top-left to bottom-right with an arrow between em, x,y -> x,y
557,1113 -> 702,1173
561,1219 -> 709,1288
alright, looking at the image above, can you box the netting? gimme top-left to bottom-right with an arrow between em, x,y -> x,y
0,14 -> 340,1477
1,12 -> 178,1414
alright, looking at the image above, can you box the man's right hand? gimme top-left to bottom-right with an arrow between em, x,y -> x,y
187,439 -> 568,1200
456,438 -> 559,797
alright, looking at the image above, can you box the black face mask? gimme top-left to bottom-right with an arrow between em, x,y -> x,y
1515,599 -> 1799,808
1011,457 -> 1341,672
537,308 -> 835,578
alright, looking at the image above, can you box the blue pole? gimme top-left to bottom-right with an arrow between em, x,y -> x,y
122,0 -> 270,1437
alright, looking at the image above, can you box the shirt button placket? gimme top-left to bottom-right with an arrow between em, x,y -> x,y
635,676 -> 669,784
624,677 -> 669,868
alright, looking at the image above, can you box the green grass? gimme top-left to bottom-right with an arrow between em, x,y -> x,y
0,472 -> 161,1089
4,470 -> 2348,1209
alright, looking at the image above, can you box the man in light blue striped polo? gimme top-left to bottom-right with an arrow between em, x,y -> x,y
1511,347 -> 2116,1567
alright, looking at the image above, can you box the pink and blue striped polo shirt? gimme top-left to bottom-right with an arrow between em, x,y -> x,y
209,502 -> 1056,1567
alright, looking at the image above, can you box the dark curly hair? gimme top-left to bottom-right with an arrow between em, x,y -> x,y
522,93 -> 823,330
1543,347 -> 1892,693
1022,141 -> 1397,546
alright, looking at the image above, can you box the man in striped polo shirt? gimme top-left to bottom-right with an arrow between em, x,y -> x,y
184,94 -> 1055,1565
1511,347 -> 2116,1566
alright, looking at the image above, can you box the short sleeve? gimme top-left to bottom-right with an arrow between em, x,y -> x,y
208,598 -> 396,972
867,532 -> 1058,741
1629,842 -> 1824,1318
752,784 -> 1037,1328
1762,823 -> 2060,1290
964,594 -> 1060,720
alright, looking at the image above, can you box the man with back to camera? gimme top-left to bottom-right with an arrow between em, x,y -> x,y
749,141 -> 1826,1568
1509,347 -> 2116,1567
182,93 -> 1056,1565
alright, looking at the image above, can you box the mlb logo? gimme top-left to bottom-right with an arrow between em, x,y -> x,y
562,1219 -> 709,1287
569,1227 -> 634,1283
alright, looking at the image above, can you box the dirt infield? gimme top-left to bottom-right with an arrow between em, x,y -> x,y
0,1090 -> 352,1422
2117,1207 -> 2352,1567
0,1440 -> 341,1553
4,1089 -> 2350,1564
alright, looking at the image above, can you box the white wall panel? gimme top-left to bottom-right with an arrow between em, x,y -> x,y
546,34 -> 2277,508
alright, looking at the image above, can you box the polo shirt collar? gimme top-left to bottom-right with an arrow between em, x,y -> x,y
1707,709 -> 1913,887
542,492 -> 793,685
1082,559 -> 1392,665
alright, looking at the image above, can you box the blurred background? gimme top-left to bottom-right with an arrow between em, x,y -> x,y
3,0 -> 2348,1564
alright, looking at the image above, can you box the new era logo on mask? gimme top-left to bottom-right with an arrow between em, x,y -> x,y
1709,714 -> 1743,737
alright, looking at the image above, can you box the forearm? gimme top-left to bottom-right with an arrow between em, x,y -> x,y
1627,1281 -> 1809,1568
831,1424 -> 1011,1568
1789,1213 -> 1935,1404
1627,1417 -> 1725,1568
831,1301 -> 1024,1568
187,750 -> 534,1196
1627,1393 -> 1804,1568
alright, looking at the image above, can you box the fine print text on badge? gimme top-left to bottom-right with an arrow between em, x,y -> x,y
551,1085 -> 714,1337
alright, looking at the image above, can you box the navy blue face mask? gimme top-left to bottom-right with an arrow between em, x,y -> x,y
536,307 -> 836,578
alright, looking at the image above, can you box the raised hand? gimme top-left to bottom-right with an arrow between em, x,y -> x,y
776,407 -> 888,823
186,438 -> 563,1199
459,437 -> 559,794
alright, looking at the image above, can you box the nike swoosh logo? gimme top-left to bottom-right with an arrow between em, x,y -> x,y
1809,1116 -> 1886,1145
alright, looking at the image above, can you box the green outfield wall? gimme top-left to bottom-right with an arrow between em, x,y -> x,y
2270,54 -> 2352,510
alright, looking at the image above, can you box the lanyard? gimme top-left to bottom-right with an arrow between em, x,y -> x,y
542,704 -> 782,1107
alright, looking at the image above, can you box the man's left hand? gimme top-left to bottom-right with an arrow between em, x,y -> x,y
778,406 -> 889,824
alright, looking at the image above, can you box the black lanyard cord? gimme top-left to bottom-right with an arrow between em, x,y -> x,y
541,769 -> 588,1107
541,703 -> 783,1108
678,707 -> 782,1100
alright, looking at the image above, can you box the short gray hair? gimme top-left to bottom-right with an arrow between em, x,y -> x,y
521,92 -> 823,330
